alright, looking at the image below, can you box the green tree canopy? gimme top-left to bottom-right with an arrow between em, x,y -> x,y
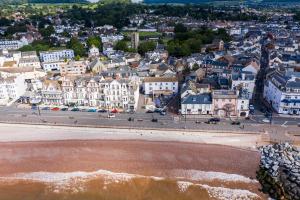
87,36 -> 102,49
138,41 -> 156,55
114,40 -> 128,52
67,37 -> 85,57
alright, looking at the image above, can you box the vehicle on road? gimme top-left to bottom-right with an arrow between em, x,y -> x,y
128,117 -> 134,122
152,118 -> 158,122
80,109 -> 88,112
31,105 -> 37,110
249,104 -> 255,111
262,118 -> 270,123
51,107 -> 60,111
137,119 -> 143,122
108,113 -> 115,118
88,108 -> 97,112
42,107 -> 50,110
146,110 -> 154,113
98,109 -> 107,113
61,108 -> 68,111
231,121 -> 241,125
71,108 -> 80,112
111,109 -> 118,113
206,117 -> 220,124
195,120 -> 201,124
160,111 -> 166,116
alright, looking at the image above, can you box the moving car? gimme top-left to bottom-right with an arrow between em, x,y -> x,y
128,117 -> 134,122
152,118 -> 158,122
108,113 -> 115,118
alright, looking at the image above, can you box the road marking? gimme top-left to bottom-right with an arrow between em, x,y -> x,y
281,121 -> 288,127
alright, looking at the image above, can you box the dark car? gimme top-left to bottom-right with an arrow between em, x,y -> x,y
146,110 -> 154,113
152,118 -> 158,122
98,109 -> 107,113
31,105 -> 37,110
61,108 -> 68,111
128,117 -> 134,122
231,121 -> 241,125
206,118 -> 220,124
71,108 -> 80,112
42,107 -> 50,110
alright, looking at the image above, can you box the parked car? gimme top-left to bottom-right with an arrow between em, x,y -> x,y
51,107 -> 60,111
231,121 -> 241,125
71,108 -> 80,112
160,111 -> 166,116
195,120 -> 201,124
111,109 -> 118,113
80,109 -> 88,112
42,107 -> 50,110
98,109 -> 107,113
108,113 -> 115,118
88,108 -> 97,112
249,104 -> 255,110
146,110 -> 154,113
61,108 -> 68,111
206,117 -> 220,124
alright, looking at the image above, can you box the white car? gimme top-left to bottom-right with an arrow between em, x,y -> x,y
262,118 -> 270,123
108,113 -> 116,118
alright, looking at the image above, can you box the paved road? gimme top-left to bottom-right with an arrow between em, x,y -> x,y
0,106 -> 299,135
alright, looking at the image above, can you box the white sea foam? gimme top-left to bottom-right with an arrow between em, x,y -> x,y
0,169 -> 260,199
171,169 -> 257,183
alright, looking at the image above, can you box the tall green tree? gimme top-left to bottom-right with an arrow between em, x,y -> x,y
67,37 -> 85,57
138,41 -> 156,55
87,36 -> 102,49
114,40 -> 128,52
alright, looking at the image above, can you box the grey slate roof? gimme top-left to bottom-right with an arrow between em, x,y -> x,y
181,93 -> 212,105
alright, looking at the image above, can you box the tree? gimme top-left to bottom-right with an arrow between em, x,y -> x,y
138,41 -> 156,55
40,25 -> 55,38
174,23 -> 187,33
87,36 -> 102,49
67,37 -> 85,57
114,40 -> 128,52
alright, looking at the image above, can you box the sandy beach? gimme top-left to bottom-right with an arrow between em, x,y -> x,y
0,123 -> 266,199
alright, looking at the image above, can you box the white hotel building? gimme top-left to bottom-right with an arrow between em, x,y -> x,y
0,38 -> 28,50
39,49 -> 74,63
143,77 -> 178,96
263,70 -> 300,115
0,75 -> 27,105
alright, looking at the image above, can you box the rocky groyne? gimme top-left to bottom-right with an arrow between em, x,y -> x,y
257,143 -> 300,200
